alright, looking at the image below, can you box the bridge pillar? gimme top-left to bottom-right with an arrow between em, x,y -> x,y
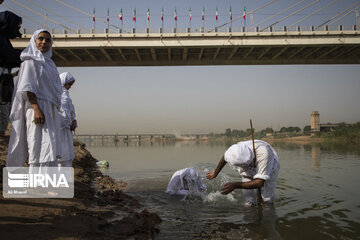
119,28 -> 122,34
269,26 -> 273,32
311,26 -> 315,31
297,26 -> 301,32
256,26 -> 259,32
215,27 -> 218,33
105,28 -> 109,34
242,26 -> 245,32
354,25 -> 358,31
160,28 -> 163,33
339,25 -> 343,31
325,25 -> 329,31
133,28 -> 136,34
187,28 -> 191,33
283,26 -> 287,32
146,28 -> 150,34
173,28 -> 177,33
228,27 -> 232,33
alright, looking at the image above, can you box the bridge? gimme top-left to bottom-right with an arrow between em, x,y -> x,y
11,26 -> 360,66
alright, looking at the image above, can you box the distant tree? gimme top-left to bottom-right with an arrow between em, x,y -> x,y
303,125 -> 311,132
265,127 -> 274,133
280,127 -> 288,133
225,128 -> 232,137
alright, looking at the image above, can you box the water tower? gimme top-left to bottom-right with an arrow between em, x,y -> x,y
311,111 -> 320,136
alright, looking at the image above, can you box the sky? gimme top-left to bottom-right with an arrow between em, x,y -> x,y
1,0 -> 360,134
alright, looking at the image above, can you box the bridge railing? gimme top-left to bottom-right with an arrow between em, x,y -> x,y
21,25 -> 359,35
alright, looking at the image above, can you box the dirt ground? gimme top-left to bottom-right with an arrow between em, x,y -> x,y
0,136 -> 161,240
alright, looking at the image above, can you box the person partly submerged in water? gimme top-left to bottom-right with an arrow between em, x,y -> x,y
207,140 -> 280,207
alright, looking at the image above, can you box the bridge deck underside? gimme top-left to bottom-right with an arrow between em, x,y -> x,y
12,32 -> 360,66
51,45 -> 360,66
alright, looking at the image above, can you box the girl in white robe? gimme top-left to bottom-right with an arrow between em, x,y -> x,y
58,72 -> 77,167
6,29 -> 62,169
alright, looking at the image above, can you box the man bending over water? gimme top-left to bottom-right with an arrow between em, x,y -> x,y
207,140 -> 280,206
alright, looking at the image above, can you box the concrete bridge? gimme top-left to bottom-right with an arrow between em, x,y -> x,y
11,26 -> 360,66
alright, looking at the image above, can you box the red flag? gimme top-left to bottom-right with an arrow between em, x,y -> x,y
133,8 -> 136,21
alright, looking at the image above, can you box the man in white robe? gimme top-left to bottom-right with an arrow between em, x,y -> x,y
6,29 -> 62,169
207,140 -> 280,206
166,168 -> 206,195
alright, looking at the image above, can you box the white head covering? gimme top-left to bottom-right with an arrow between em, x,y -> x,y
166,168 -> 206,195
224,142 -> 254,168
17,29 -> 61,107
59,72 -> 76,128
60,72 -> 75,88
20,29 -> 52,62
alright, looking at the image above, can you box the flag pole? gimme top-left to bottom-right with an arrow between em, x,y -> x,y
250,119 -> 264,206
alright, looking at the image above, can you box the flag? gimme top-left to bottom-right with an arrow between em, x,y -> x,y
174,8 -> 177,21
147,8 -> 150,22
92,8 -> 95,22
202,7 -> 205,21
229,6 -> 232,20
189,8 -> 192,21
161,8 -> 164,21
216,7 -> 218,21
243,6 -> 246,20
133,8 -> 136,21
107,8 -> 109,23
119,8 -> 123,21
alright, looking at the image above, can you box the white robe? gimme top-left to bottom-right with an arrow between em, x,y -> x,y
166,168 -> 206,195
58,72 -> 76,163
6,29 -> 62,167
224,140 -> 280,205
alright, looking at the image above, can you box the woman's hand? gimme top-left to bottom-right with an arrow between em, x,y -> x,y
206,170 -> 217,180
70,120 -> 77,131
33,105 -> 45,125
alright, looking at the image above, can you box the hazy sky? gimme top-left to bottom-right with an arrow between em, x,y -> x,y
2,0 -> 360,134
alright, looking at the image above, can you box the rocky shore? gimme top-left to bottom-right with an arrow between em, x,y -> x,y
0,136 -> 161,240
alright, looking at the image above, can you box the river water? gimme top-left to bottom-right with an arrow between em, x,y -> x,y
83,139 -> 360,240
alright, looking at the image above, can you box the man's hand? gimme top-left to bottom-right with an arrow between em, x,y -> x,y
221,182 -> 236,195
206,170 -> 217,180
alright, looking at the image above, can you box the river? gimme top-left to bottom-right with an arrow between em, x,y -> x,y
83,139 -> 360,240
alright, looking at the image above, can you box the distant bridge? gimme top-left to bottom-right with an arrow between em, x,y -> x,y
74,134 -> 176,142
11,26 -> 360,66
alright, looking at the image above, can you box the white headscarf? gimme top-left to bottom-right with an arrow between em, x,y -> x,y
59,72 -> 76,124
224,142 -> 254,168
20,29 -> 52,62
17,29 -> 61,107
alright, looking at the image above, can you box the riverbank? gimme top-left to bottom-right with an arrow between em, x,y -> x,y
0,136 -> 161,240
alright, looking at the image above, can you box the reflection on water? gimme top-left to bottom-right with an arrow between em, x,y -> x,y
85,139 -> 360,239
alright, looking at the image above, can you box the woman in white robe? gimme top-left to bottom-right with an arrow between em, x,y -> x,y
58,72 -> 77,167
6,29 -> 62,169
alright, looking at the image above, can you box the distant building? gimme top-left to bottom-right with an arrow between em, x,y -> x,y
311,111 -> 320,136
310,111 -> 339,136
